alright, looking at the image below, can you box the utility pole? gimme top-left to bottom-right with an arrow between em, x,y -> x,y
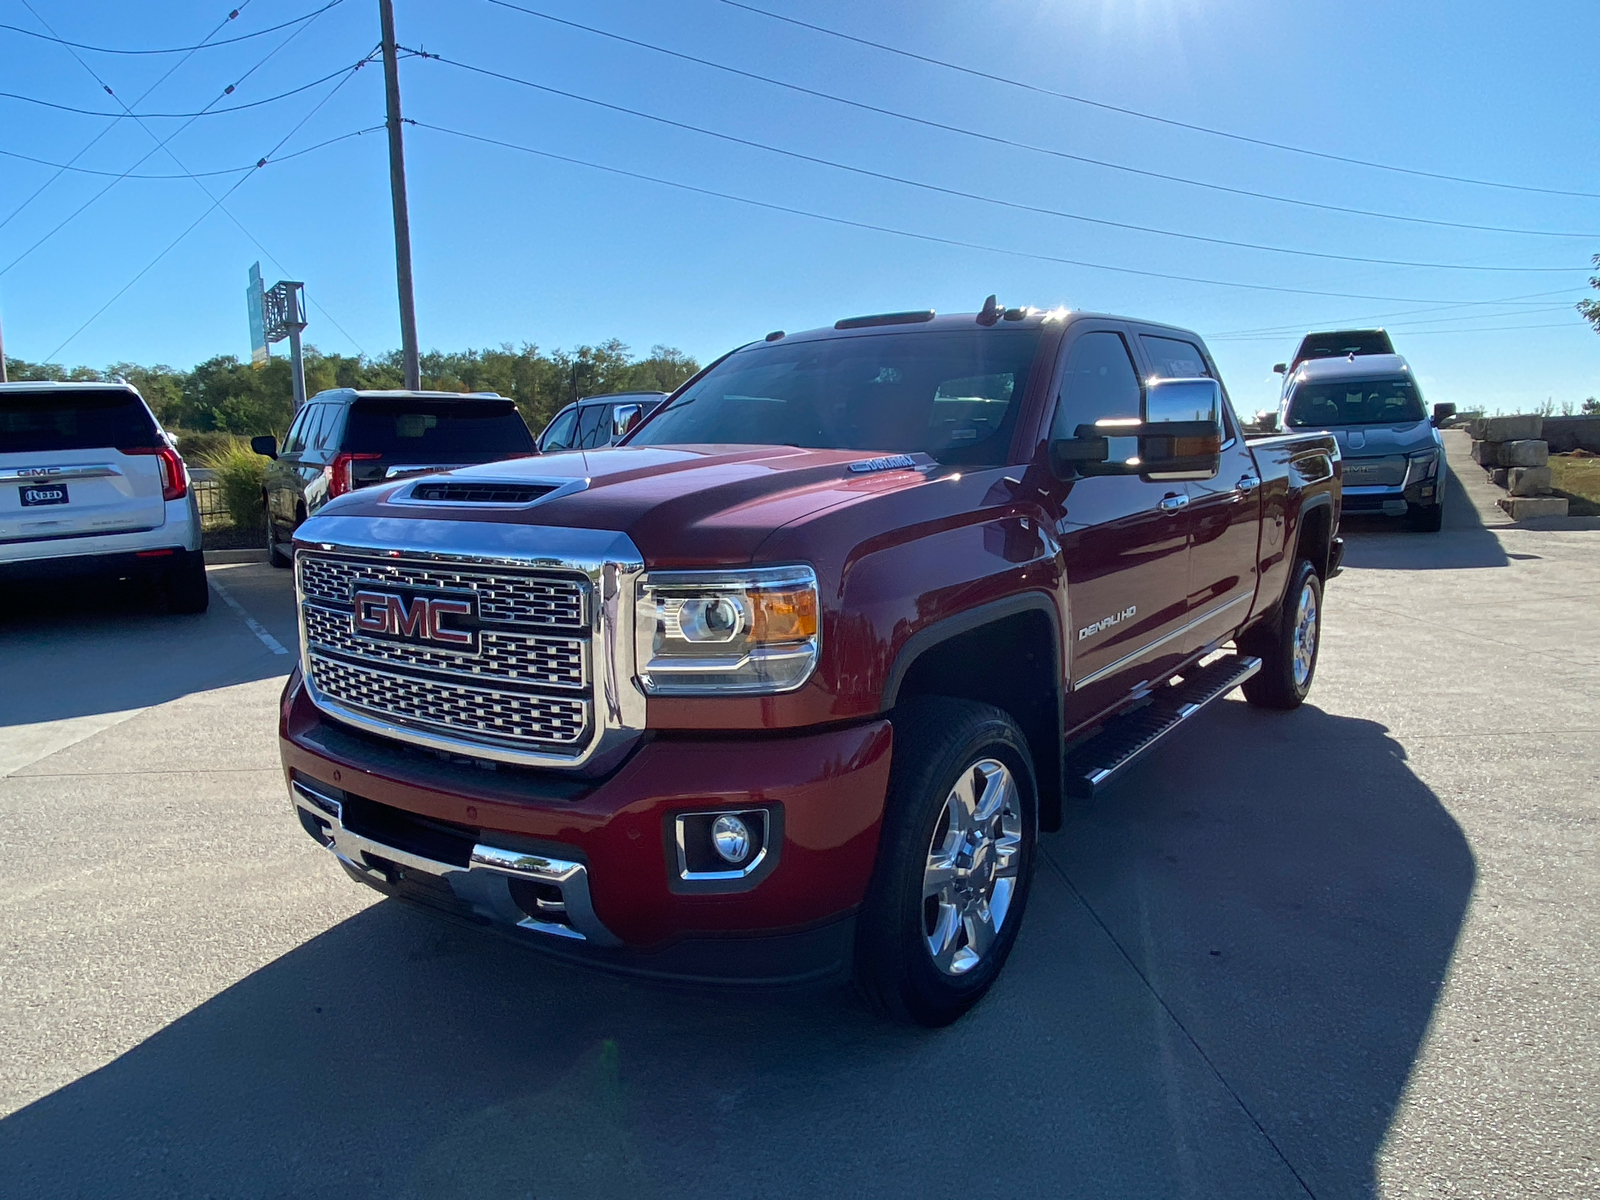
379,0 -> 420,390
0,309 -> 8,382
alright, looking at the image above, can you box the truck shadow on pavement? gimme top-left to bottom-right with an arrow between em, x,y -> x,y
1338,461 -> 1510,570
0,704 -> 1472,1199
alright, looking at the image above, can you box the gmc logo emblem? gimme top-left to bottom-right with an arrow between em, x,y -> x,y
352,589 -> 476,650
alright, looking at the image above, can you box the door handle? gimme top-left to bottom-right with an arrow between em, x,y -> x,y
1236,474 -> 1261,493
1158,492 -> 1189,515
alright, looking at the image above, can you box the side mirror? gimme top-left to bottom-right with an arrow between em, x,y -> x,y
1048,378 -> 1224,481
1431,402 -> 1456,427
1141,377 -> 1224,478
250,435 -> 278,460
1273,363 -> 1287,375
611,403 -> 643,440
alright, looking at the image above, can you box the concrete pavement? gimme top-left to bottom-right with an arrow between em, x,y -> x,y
0,450 -> 1595,1198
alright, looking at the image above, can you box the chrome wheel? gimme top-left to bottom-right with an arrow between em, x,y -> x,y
1291,581 -> 1319,689
922,758 -> 1023,976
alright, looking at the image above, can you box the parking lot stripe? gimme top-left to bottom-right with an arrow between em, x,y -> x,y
208,574 -> 290,656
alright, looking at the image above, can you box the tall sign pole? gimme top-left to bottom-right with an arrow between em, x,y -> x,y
379,0 -> 420,390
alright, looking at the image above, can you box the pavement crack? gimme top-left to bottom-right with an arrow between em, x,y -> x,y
1040,843 -> 1321,1200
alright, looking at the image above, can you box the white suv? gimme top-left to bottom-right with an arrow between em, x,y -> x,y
0,381 -> 207,611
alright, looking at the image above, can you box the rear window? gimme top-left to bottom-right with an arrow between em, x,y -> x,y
342,399 -> 534,459
0,388 -> 160,453
1293,330 -> 1393,366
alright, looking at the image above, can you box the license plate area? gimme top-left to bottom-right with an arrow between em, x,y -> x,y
20,483 -> 69,506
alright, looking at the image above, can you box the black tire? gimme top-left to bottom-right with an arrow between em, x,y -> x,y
164,551 -> 210,614
266,496 -> 291,568
1241,558 -> 1321,710
1405,501 -> 1444,532
855,697 -> 1038,1027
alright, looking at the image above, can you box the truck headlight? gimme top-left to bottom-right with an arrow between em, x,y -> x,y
635,565 -> 820,695
1405,449 -> 1440,485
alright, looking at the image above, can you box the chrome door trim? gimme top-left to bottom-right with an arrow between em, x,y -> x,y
1071,594 -> 1250,691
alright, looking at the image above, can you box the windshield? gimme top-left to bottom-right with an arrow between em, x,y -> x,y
1286,376 -> 1425,428
344,399 -> 534,458
0,388 -> 160,453
630,328 -> 1044,466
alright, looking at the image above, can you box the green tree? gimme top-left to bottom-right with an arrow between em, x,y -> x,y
5,338 -> 700,439
1581,254 -> 1600,334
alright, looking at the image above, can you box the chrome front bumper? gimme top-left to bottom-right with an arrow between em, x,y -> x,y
290,778 -> 619,946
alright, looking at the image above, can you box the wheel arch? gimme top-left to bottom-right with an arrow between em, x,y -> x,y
883,594 -> 1065,832
1295,493 -> 1336,579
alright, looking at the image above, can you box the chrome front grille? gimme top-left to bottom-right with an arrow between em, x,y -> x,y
297,549 -> 593,758
302,604 -> 585,690
298,554 -> 585,628
1342,455 -> 1406,487
307,657 -> 589,745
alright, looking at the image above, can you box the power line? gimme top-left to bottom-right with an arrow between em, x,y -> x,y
1210,291 -> 1581,338
17,0 -> 372,354
1209,320 -> 1585,341
408,118 -> 1561,307
0,127 -> 379,179
484,0 -> 1599,242
422,51 -> 1585,276
0,0 -> 345,56
45,63 -> 370,361
714,0 -> 1600,202
0,44 -> 377,280
0,62 -> 367,119
0,0 -> 257,233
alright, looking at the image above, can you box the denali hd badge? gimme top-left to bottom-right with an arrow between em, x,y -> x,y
848,454 -> 918,474
352,589 -> 478,651
1078,606 -> 1137,641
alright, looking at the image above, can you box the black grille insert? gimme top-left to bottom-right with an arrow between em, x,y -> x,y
409,482 -> 555,504
338,790 -> 478,869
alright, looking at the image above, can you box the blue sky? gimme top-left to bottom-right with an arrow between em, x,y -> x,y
2,0 -> 1597,415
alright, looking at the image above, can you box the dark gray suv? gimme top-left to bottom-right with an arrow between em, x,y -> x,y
252,389 -> 535,567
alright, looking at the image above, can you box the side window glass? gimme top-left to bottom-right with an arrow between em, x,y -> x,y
576,404 -> 608,449
541,408 -> 577,450
1140,335 -> 1212,379
314,404 -> 345,453
1051,331 -> 1142,440
301,406 -> 330,456
282,407 -> 312,454
1142,335 -> 1243,440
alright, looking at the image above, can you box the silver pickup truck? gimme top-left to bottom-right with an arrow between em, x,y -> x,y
1266,353 -> 1454,532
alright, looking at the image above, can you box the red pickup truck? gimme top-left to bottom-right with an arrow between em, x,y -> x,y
280,302 -> 1342,1025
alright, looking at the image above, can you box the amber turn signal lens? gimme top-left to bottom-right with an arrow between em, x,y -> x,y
751,588 -> 818,643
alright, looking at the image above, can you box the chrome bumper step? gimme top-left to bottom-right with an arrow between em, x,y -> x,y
1063,654 -> 1262,798
290,778 -> 620,946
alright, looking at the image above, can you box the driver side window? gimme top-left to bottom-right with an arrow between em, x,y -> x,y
541,408 -> 577,450
1051,331 -> 1142,439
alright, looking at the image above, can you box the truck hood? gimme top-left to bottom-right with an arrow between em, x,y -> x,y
306,444 -> 944,566
1329,420 -> 1437,459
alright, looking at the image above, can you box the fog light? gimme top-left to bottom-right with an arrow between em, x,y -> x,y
711,814 -> 751,863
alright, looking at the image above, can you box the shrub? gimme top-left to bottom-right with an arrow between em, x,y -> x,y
198,438 -> 269,530
169,428 -> 236,461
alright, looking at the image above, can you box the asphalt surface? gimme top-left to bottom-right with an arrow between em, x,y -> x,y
1,431 -> 1596,1199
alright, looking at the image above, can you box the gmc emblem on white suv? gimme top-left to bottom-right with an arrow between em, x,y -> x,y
352,589 -> 476,650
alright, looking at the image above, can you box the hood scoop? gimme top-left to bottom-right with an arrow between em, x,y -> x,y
402,480 -> 561,505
